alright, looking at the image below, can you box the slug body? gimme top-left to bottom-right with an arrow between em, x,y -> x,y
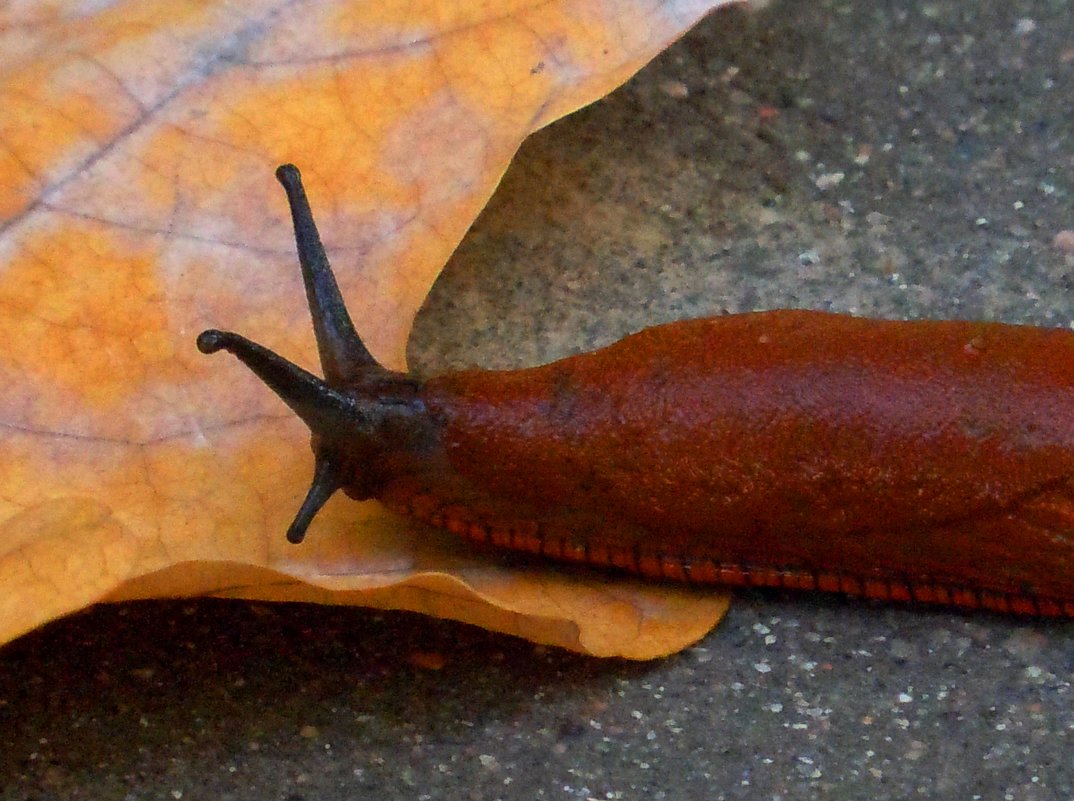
199,165 -> 1074,616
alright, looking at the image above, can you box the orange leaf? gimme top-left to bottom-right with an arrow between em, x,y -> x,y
0,0 -> 737,660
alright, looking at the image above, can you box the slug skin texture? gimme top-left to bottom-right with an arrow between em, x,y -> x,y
406,311 -> 1074,612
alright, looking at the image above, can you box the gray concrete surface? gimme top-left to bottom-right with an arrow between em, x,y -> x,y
3,0 -> 1073,798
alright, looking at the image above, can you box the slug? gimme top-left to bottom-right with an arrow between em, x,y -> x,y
198,164 -> 1074,616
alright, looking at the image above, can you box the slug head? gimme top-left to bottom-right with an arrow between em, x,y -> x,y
197,165 -> 429,544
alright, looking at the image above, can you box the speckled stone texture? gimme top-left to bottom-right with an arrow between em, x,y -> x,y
3,0 -> 1073,798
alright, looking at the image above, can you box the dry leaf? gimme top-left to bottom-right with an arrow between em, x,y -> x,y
0,0 -> 737,660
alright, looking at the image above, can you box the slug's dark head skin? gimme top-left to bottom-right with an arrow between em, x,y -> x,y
197,164 -> 435,544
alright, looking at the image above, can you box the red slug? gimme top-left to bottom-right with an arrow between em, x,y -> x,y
198,164 -> 1074,617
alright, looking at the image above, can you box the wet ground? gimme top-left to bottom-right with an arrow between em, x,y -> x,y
3,0 -> 1073,798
